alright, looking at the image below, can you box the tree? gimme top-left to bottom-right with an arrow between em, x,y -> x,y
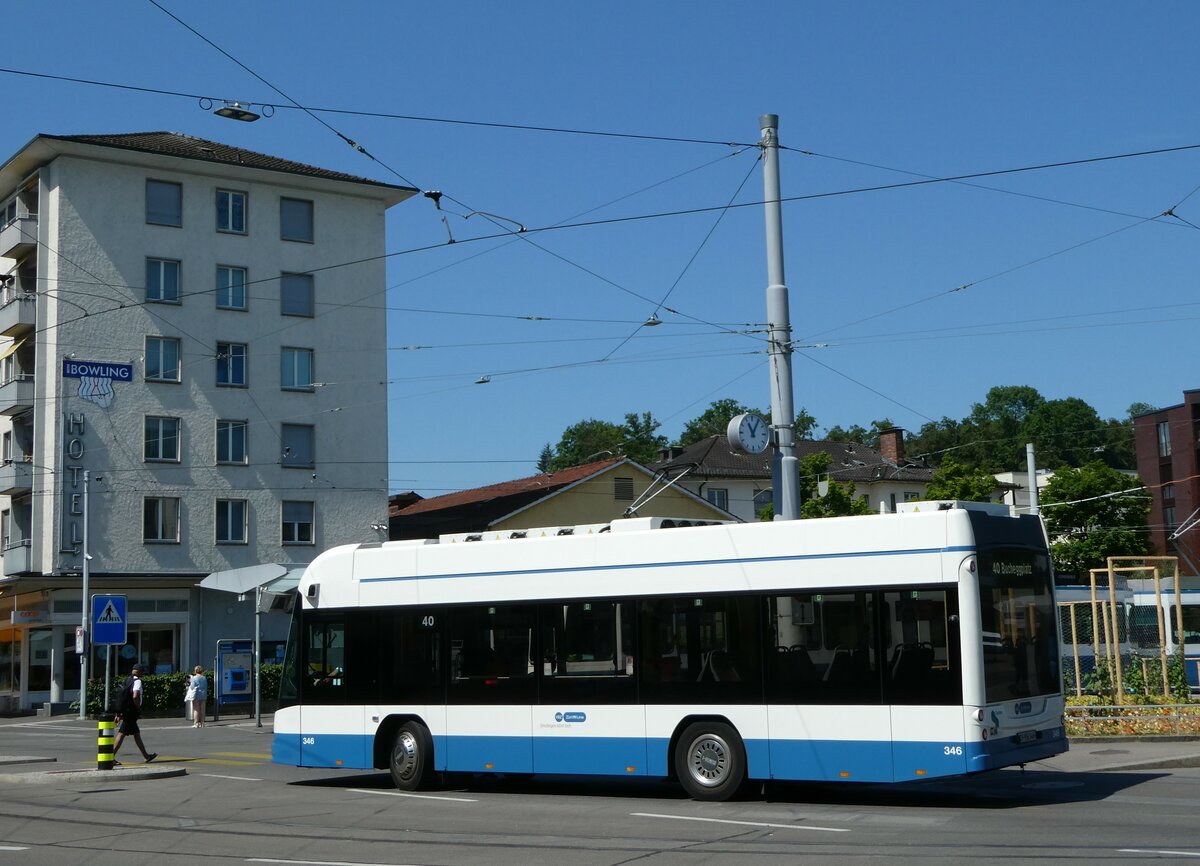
678,398 -> 816,447
922,455 -> 996,502
967,385 -> 1046,470
548,412 -> 667,471
549,419 -> 626,471
1040,461 -> 1152,579
1021,397 -> 1107,470
536,443 -> 554,473
823,419 -> 894,448
797,452 -> 872,518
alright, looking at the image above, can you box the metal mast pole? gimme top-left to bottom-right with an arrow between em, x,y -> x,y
1026,443 -> 1040,516
78,470 -> 90,720
761,114 -> 799,520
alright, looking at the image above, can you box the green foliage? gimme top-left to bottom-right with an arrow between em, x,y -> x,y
72,666 -> 284,717
922,455 -> 996,502
823,418 -> 894,448
797,452 -> 872,518
678,399 -> 816,448
548,413 -> 666,470
1040,461 -> 1152,578
536,443 -> 554,473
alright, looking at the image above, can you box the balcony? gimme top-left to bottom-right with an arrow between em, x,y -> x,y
2,538 -> 31,576
0,289 -> 36,337
0,457 -> 31,495
0,215 -> 36,259
0,374 -> 34,416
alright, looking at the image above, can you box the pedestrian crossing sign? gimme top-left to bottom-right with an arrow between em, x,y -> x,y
91,594 -> 127,645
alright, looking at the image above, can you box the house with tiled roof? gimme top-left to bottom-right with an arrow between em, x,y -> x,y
650,428 -> 935,522
388,457 -> 734,540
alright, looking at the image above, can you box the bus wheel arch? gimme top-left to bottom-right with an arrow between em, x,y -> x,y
376,715 -> 435,791
670,716 -> 746,801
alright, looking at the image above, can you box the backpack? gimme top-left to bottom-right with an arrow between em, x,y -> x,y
118,678 -> 139,716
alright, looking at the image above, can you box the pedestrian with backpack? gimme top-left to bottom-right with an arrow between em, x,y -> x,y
113,665 -> 157,764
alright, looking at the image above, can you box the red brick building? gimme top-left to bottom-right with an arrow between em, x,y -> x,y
1133,389 -> 1200,574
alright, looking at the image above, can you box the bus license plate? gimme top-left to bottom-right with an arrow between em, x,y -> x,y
1015,730 -> 1037,744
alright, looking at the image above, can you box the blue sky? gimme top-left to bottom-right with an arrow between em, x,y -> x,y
5,3 -> 1200,497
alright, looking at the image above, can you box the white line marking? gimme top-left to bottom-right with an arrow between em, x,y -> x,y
347,788 -> 477,802
632,811 -> 848,833
197,773 -> 262,782
247,860 -> 420,866
1119,850 -> 1200,858
0,846 -> 30,851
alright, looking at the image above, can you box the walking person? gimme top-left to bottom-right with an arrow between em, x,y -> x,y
189,665 -> 208,727
183,672 -> 193,720
113,665 -> 157,764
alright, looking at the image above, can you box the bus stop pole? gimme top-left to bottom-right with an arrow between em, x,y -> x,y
255,586 -> 262,728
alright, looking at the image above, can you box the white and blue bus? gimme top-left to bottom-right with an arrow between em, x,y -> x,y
1130,584 -> 1200,692
272,501 -> 1066,800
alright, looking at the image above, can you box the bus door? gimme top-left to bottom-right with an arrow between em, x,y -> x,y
534,600 -> 643,775
885,588 -> 965,780
300,613 -> 370,769
446,604 -> 536,774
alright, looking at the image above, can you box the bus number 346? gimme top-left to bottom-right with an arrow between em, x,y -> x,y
943,746 -> 963,756
302,737 -> 315,746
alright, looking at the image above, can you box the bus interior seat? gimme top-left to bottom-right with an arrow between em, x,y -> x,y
824,646 -> 853,682
890,642 -> 934,685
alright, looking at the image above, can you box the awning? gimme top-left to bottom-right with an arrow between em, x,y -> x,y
0,336 -> 27,362
200,563 -> 288,595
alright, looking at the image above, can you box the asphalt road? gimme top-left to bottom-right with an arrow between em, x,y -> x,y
1,714 -> 1199,865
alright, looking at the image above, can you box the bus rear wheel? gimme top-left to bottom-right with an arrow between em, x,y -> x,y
389,721 -> 434,791
674,721 -> 745,801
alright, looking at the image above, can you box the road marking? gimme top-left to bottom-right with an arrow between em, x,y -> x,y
0,846 -> 29,851
248,860 -> 420,866
244,854 -> 422,858
212,752 -> 272,759
632,812 -> 849,834
348,788 -> 478,803
1119,850 -> 1200,858
197,773 -> 263,782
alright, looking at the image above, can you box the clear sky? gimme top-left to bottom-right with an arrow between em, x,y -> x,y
5,2 -> 1199,498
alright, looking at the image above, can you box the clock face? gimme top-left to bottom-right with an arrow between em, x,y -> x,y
728,413 -> 769,454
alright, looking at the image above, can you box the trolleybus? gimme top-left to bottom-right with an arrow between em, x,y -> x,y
272,500 -> 1066,799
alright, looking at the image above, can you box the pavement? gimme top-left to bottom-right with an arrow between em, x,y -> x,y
0,711 -> 266,784
0,714 -> 1198,784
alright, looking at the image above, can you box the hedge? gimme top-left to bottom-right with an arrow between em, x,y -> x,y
72,664 -> 283,718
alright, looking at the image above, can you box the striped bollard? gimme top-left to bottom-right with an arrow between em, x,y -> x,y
97,714 -> 115,770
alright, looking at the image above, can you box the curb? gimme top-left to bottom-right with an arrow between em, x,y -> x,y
0,756 -> 56,766
0,766 -> 186,784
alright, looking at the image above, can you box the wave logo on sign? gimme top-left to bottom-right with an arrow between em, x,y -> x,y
554,711 -> 587,724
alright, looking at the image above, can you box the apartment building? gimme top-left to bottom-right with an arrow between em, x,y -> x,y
0,132 -> 416,711
1133,390 -> 1200,574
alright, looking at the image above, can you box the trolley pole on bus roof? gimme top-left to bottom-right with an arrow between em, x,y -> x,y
760,114 -> 800,521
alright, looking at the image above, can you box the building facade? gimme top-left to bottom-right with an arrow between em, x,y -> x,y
0,132 -> 414,711
1133,390 -> 1200,574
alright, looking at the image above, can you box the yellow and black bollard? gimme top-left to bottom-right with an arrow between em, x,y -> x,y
97,714 -> 115,770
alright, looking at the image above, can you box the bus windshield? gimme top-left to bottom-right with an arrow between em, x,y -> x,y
978,549 -> 1059,702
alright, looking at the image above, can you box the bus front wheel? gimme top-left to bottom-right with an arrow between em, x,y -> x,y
674,721 -> 745,801
389,721 -> 434,791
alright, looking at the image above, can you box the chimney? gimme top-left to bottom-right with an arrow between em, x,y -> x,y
878,428 -> 905,463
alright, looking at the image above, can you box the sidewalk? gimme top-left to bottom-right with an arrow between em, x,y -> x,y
0,712 -> 271,784
1031,736 -> 1200,773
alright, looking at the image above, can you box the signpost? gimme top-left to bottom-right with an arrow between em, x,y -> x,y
91,594 -> 126,712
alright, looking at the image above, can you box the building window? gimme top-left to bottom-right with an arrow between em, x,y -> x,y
753,489 -> 772,514
143,496 -> 180,543
281,424 -> 315,468
706,488 -> 729,510
216,342 -> 247,387
281,273 -> 314,317
1163,483 -> 1175,502
613,477 -> 634,501
216,189 -> 247,234
904,491 -> 920,502
144,416 -> 180,462
146,258 -> 180,303
280,197 -> 313,242
1165,505 -> 1178,530
145,337 -> 181,382
216,420 -> 247,465
282,500 -> 314,545
146,179 -> 181,226
216,499 -> 248,544
1158,421 -> 1172,458
216,266 -> 247,310
281,347 -> 314,390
